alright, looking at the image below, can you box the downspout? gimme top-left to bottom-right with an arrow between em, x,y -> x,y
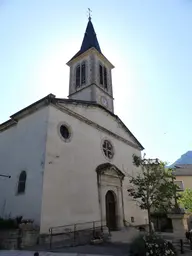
120,179 -> 125,226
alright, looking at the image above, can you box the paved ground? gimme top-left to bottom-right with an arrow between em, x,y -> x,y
0,252 -> 70,256
1,229 -> 191,256
0,252 -> 111,256
0,242 -> 130,256
52,242 -> 130,255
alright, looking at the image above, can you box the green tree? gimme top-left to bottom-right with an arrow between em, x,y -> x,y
178,188 -> 192,213
128,155 -> 177,234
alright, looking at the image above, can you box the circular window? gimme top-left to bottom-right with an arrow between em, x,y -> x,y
102,140 -> 114,159
59,124 -> 71,141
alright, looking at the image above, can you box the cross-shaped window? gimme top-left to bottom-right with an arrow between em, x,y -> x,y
102,140 -> 114,159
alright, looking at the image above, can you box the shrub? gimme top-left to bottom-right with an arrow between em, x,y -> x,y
0,218 -> 17,230
129,234 -> 177,256
0,216 -> 34,230
129,235 -> 146,256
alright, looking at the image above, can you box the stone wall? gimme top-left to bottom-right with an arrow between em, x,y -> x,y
0,229 -> 39,250
0,230 -> 19,250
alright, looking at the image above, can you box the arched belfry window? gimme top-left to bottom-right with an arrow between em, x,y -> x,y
76,65 -> 80,88
81,62 -> 86,85
99,64 -> 108,90
99,65 -> 103,85
104,67 -> 108,89
17,171 -> 27,194
75,62 -> 86,88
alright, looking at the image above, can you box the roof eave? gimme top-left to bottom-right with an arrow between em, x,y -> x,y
66,47 -> 114,69
0,94 -> 56,132
0,119 -> 17,132
10,94 -> 55,121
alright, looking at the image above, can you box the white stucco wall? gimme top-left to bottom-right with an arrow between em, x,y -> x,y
58,102 -> 138,147
70,86 -> 93,101
40,104 -> 147,233
94,86 -> 114,112
0,106 -> 49,224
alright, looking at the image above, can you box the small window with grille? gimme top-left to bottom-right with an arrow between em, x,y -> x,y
131,217 -> 135,223
174,180 -> 184,191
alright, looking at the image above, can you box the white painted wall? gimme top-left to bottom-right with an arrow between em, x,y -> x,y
70,86 -> 92,101
40,104 -> 147,233
57,102 -> 139,147
95,86 -> 114,112
0,106 -> 49,224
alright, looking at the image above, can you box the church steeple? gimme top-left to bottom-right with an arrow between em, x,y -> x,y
69,18 -> 101,62
67,17 -> 115,113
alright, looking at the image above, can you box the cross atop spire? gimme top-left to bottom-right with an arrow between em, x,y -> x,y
88,8 -> 92,21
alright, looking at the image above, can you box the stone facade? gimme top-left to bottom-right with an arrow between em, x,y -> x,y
0,19 -> 148,236
39,103 -> 147,233
0,229 -> 39,250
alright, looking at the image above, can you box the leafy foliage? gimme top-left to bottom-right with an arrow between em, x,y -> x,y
0,218 -> 17,230
0,216 -> 33,230
130,234 -> 177,256
178,188 -> 192,213
129,235 -> 146,256
128,155 -> 177,233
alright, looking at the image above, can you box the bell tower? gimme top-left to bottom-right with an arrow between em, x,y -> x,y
66,17 -> 115,113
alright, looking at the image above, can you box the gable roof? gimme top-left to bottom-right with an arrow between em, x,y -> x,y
0,94 -> 144,150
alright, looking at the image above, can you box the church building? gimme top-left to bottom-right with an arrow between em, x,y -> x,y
0,17 -> 147,234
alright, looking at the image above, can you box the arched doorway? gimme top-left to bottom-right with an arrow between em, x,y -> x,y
105,190 -> 117,230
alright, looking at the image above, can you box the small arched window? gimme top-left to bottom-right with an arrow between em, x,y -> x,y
75,62 -> 86,88
17,171 -> 27,194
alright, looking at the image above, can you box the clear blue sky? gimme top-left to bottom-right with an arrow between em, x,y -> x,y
0,0 -> 191,164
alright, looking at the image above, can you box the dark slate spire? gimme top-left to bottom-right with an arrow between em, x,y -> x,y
80,18 -> 101,53
69,18 -> 101,61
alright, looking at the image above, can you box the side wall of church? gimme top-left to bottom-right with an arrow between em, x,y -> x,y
40,105 -> 147,233
0,106 -> 49,224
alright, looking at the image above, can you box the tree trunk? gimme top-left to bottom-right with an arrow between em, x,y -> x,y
147,208 -> 152,235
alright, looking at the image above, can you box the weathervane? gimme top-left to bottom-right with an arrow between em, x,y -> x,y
88,8 -> 92,20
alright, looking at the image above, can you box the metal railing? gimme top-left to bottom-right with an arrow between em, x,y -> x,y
49,220 -> 109,249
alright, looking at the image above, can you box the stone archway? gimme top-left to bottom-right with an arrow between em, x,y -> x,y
106,190 -> 117,230
96,163 -> 125,230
